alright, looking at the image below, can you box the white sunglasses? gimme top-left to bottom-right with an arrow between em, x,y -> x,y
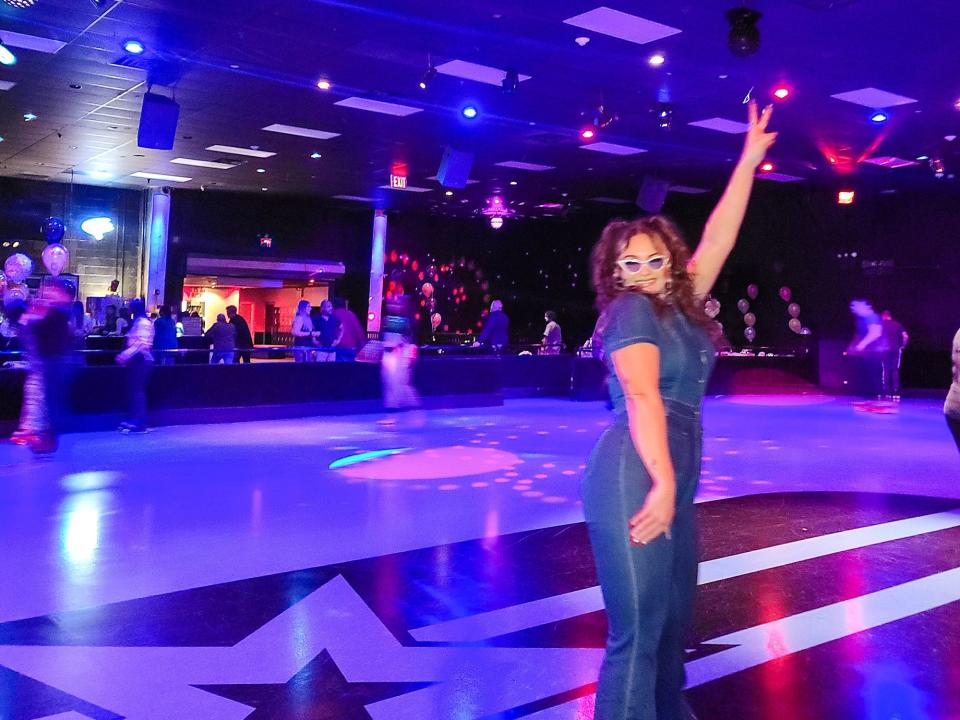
616,255 -> 670,274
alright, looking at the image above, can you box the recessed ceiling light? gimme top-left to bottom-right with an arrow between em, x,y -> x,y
509,180 -> 518,186
575,36 -> 591,46
916,155 -> 929,161
462,105 -> 479,120
310,152 -> 322,159
256,168 -> 266,173
23,112 -> 37,121
773,86 -> 790,100
947,135 -> 958,142
262,123 -> 340,140
316,79 -> 332,91
718,74 -> 729,79
580,128 -> 596,140
648,53 -> 665,67
869,111 -> 888,123
229,64 -> 240,69
261,187 -> 268,191
760,161 -> 774,172
122,39 -> 145,55
445,190 -> 453,196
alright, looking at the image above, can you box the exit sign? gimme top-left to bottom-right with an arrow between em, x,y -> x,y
390,174 -> 407,189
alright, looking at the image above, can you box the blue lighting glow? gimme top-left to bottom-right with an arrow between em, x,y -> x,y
0,43 -> 17,67
123,39 -> 145,55
461,105 -> 479,120
81,216 -> 115,240
328,448 -> 409,470
870,111 -> 888,123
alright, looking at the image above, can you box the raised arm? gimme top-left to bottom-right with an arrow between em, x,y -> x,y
611,343 -> 676,545
688,101 -> 778,298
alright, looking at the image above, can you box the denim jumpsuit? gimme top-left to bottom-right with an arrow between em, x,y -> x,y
582,291 -> 715,720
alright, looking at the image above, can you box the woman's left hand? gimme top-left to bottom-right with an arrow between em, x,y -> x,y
740,100 -> 778,170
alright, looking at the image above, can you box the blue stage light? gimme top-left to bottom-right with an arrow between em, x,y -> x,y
870,111 -> 888,124
0,40 -> 16,66
462,105 -> 479,120
122,39 -> 145,55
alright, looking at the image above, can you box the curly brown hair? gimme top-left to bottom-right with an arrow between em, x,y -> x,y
590,215 -> 710,329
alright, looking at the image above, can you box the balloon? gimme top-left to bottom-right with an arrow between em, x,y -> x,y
788,318 -> 802,334
746,284 -> 759,300
744,312 -> 757,327
421,282 -> 434,298
779,286 -> 792,302
42,243 -> 70,277
4,253 -> 33,283
705,298 -> 721,319
4,283 -> 28,304
788,302 -> 801,318
737,299 -> 750,314
744,327 -> 756,342
41,217 -> 65,244
431,312 -> 442,329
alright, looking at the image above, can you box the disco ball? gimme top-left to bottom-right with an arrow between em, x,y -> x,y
3,0 -> 38,7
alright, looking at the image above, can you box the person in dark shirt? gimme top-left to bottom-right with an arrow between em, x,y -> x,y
153,305 -> 178,365
226,305 -> 254,363
880,310 -> 908,400
477,299 -> 510,351
311,300 -> 342,362
204,313 -> 236,364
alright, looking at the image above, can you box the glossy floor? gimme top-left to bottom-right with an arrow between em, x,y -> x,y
0,396 -> 957,719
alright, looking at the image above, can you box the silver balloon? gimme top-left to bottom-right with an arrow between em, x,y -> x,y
788,302 -> 801,318
744,312 -> 757,327
744,326 -> 757,342
3,253 -> 33,284
737,298 -> 750,314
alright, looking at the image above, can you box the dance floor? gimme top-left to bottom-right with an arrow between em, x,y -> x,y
0,395 -> 957,720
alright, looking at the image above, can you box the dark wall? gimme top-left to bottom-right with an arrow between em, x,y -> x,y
0,178 -> 143,300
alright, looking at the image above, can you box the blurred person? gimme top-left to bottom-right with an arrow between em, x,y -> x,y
476,299 -> 510,351
70,301 -> 94,339
116,299 -> 154,433
848,299 -> 887,398
880,310 -> 908,400
311,299 -> 341,363
153,305 -> 179,366
291,300 -> 316,362
381,296 -> 420,411
226,305 -> 254,363
115,306 -> 131,337
102,304 -> 119,335
1,299 -> 27,354
204,313 -> 236,364
14,280 -> 77,454
541,310 -> 563,355
332,297 -> 365,361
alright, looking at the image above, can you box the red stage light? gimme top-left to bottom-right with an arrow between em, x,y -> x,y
580,128 -> 596,140
760,162 -> 774,172
773,86 -> 790,100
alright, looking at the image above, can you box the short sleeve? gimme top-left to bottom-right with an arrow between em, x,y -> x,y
602,293 -> 661,355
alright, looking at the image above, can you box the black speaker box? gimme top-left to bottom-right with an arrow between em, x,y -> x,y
637,176 -> 671,213
138,93 -> 181,150
437,147 -> 474,189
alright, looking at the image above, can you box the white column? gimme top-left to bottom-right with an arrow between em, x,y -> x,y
366,209 -> 387,333
143,188 -> 171,311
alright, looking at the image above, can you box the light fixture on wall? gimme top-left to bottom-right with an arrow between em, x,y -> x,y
81,216 -> 115,240
0,37 -> 17,66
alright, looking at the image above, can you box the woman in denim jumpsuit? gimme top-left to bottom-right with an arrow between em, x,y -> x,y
582,102 -> 777,720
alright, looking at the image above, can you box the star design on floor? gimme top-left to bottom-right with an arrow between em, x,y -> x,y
195,649 -> 434,719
